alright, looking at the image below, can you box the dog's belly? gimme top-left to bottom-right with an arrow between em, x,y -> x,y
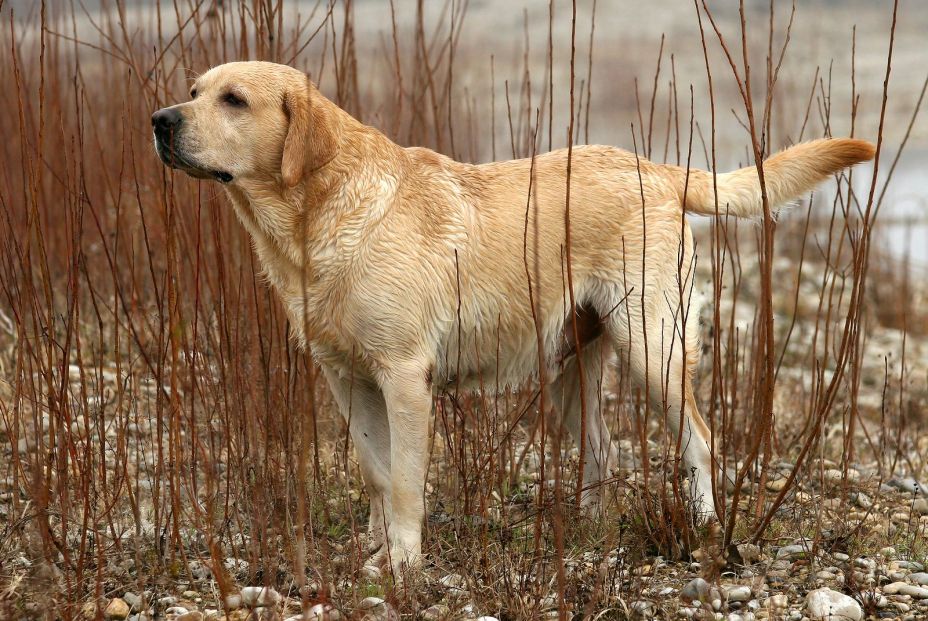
431,303 -> 605,392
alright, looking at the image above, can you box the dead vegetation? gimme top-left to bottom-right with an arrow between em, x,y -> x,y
1,1 -> 927,620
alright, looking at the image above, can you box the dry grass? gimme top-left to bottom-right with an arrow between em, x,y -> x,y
1,1 -> 927,620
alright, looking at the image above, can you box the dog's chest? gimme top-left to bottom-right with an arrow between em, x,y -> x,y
272,240 -> 367,354
237,176 -> 397,348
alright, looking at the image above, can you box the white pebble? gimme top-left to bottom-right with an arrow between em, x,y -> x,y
305,602 -> 341,620
726,586 -> 752,602
806,587 -> 863,621
240,586 -> 280,608
884,582 -> 928,598
164,607 -> 189,616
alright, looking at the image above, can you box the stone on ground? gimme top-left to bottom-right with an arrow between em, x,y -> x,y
103,598 -> 130,620
805,588 -> 863,621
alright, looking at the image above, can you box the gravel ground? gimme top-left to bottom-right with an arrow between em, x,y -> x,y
1,256 -> 927,620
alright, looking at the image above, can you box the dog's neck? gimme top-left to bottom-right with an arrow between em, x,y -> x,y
228,121 -> 402,257
223,110 -> 406,342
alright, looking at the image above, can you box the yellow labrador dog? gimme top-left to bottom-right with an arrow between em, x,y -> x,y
152,61 -> 874,574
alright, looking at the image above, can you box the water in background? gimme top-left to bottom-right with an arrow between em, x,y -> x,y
10,0 -> 927,267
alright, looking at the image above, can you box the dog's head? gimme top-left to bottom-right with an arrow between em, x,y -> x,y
151,61 -> 337,186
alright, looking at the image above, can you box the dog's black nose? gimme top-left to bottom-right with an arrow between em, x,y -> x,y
151,107 -> 183,133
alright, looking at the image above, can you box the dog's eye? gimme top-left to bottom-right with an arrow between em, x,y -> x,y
190,88 -> 197,99
222,92 -> 246,108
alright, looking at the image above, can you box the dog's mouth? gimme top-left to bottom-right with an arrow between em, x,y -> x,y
154,139 -> 233,183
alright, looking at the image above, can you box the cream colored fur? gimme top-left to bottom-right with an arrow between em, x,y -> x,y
152,61 -> 876,577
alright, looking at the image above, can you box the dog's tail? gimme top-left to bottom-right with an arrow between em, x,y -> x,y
675,138 -> 875,217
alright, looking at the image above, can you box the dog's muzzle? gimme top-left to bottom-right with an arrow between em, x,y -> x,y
151,107 -> 233,183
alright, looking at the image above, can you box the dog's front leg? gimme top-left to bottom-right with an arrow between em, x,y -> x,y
320,366 -> 393,561
378,360 -> 433,578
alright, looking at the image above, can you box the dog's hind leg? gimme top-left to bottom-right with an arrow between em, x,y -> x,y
607,272 -> 718,520
612,306 -> 717,520
550,336 -> 618,510
321,366 -> 393,560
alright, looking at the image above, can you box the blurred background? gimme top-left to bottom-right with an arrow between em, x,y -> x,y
11,0 -> 926,262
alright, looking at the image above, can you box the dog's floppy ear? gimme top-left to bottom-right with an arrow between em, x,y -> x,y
281,77 -> 338,187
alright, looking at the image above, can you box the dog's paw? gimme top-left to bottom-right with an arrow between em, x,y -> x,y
359,562 -> 383,580
385,541 -> 423,583
687,478 -> 719,524
692,497 -> 718,525
366,544 -> 390,570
